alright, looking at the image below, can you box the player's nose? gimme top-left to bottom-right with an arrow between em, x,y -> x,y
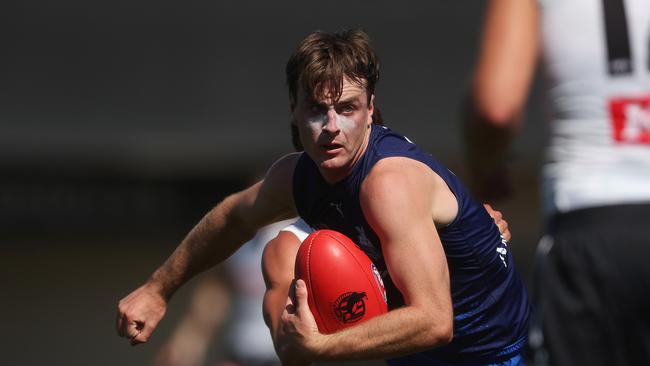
323,110 -> 340,133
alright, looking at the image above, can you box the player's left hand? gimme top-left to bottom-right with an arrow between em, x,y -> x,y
484,203 -> 511,242
277,279 -> 323,366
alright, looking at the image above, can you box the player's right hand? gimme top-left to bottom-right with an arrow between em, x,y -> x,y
276,279 -> 322,365
116,283 -> 167,346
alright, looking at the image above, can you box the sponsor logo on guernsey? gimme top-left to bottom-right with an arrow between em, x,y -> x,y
609,96 -> 650,144
332,292 -> 367,324
371,263 -> 388,304
496,235 -> 508,268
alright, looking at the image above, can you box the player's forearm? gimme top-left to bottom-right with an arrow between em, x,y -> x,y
265,289 -> 312,366
314,305 -> 452,361
263,289 -> 285,343
463,96 -> 519,201
464,97 -> 518,169
148,194 -> 256,300
463,0 -> 538,201
472,0 -> 539,126
262,230 -> 304,347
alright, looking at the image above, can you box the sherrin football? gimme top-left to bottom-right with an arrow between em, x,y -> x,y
294,229 -> 388,334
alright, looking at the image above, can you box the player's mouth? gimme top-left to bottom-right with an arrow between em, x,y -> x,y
320,143 -> 344,155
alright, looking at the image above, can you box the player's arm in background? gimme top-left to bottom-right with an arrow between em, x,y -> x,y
464,0 -> 539,201
278,157 -> 456,362
261,230 -> 307,366
116,153 -> 299,346
484,203 -> 511,242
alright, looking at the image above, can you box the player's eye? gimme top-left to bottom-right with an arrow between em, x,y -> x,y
337,104 -> 356,115
309,103 -> 327,114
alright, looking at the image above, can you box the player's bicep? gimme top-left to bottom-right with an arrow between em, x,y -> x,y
361,161 -> 451,316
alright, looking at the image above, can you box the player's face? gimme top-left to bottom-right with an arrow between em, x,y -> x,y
292,78 -> 374,183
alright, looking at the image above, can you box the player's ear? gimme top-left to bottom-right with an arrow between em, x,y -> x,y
289,92 -> 298,114
290,97 -> 300,126
289,105 -> 298,133
367,94 -> 375,126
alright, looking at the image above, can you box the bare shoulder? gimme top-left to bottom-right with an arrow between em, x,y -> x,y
264,152 -> 300,193
361,157 -> 458,227
257,152 -> 302,214
362,157 -> 435,195
267,152 -> 301,178
232,153 -> 301,231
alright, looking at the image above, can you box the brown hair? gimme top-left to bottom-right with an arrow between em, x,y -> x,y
286,29 -> 380,107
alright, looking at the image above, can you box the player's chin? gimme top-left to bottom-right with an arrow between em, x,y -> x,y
317,156 -> 344,169
318,160 -> 349,173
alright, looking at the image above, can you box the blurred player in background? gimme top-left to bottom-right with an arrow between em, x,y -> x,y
153,220 -> 301,366
118,29 -> 530,365
465,0 -> 650,364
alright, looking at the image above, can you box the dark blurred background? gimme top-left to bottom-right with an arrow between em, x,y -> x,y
1,1 -> 547,365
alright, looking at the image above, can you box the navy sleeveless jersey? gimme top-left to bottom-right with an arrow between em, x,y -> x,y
293,125 -> 530,364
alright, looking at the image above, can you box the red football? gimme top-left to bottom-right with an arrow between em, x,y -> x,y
294,229 -> 388,334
